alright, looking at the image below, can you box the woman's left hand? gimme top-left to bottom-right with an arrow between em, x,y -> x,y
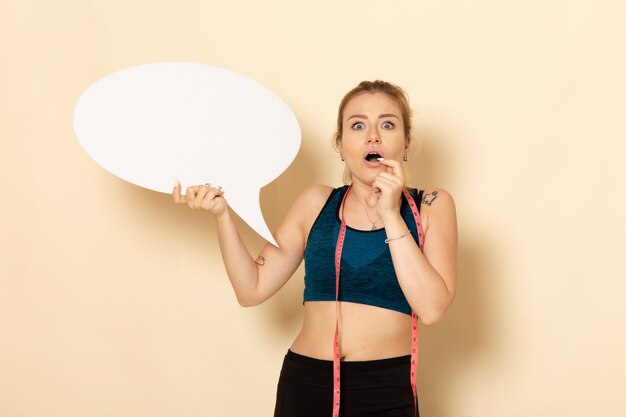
369,158 -> 405,220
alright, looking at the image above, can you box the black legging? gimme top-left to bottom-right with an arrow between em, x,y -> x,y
273,350 -> 418,417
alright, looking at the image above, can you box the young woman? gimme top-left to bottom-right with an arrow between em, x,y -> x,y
173,80 -> 457,417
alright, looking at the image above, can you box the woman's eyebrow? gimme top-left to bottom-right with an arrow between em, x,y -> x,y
346,113 -> 400,120
378,113 -> 400,119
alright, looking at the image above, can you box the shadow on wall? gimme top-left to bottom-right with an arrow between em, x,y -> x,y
417,238 -> 493,417
411,126 -> 493,417
255,135 -> 322,338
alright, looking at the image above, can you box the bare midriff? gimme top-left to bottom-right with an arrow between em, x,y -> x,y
290,300 -> 412,361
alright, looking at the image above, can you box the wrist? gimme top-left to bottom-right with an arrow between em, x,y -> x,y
380,210 -> 403,225
214,206 -> 232,224
385,229 -> 411,244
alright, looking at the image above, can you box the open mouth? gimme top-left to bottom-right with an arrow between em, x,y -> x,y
365,152 -> 383,162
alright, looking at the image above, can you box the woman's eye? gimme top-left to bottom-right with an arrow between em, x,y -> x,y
351,122 -> 365,130
382,121 -> 395,129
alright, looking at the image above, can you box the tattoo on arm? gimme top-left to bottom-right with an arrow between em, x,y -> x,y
255,255 -> 265,266
421,191 -> 439,206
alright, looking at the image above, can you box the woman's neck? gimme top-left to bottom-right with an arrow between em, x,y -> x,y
349,181 -> 377,201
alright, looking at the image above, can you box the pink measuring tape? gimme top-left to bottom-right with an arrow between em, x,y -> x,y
332,186 -> 425,417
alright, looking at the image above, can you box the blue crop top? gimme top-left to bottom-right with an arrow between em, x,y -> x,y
303,185 -> 424,316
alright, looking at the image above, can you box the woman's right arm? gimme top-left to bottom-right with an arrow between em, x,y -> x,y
173,182 -> 330,307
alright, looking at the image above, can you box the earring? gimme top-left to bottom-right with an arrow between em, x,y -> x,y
403,154 -> 408,162
341,154 -> 345,161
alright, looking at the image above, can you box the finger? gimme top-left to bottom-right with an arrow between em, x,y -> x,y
197,186 -> 225,210
186,186 -> 199,209
371,178 -> 393,196
378,158 -> 404,181
375,172 -> 402,185
200,196 -> 214,210
201,193 -> 222,210
193,186 -> 211,209
205,188 -> 225,201
373,180 -> 393,191
377,172 -> 403,186
172,180 -> 188,204
373,177 -> 402,201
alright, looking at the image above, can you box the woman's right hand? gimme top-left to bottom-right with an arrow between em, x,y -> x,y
172,181 -> 228,217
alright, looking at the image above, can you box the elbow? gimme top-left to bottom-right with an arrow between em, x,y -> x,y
415,291 -> 456,326
418,296 -> 455,325
235,291 -> 265,307
233,280 -> 263,307
236,296 -> 261,308
419,310 -> 445,325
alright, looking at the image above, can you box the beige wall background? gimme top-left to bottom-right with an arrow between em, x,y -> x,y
2,0 -> 625,416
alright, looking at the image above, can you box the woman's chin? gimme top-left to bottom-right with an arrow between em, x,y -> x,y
350,173 -> 379,188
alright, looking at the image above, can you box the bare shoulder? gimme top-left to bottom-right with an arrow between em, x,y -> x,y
272,185 -> 334,254
418,188 -> 457,232
298,183 -> 334,202
420,188 -> 455,208
281,184 -> 334,225
292,184 -> 334,219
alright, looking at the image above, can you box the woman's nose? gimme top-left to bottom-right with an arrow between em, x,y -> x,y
367,127 -> 381,143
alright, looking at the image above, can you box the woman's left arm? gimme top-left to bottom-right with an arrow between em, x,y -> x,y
374,161 -> 458,325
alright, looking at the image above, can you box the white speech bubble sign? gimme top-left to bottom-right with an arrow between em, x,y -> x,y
73,62 -> 301,246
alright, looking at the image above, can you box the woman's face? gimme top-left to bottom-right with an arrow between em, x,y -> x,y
339,92 -> 409,186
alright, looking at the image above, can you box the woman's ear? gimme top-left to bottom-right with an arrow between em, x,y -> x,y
404,137 -> 411,161
336,136 -> 344,161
